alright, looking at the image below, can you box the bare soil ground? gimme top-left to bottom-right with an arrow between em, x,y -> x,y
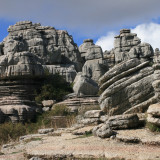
0,127 -> 160,160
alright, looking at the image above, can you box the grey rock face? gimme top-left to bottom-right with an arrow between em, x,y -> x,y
80,118 -> 100,125
74,39 -> 108,96
147,104 -> 160,126
79,39 -> 103,61
0,21 -> 83,123
0,79 -> 42,123
1,21 -> 83,81
106,114 -> 139,129
84,110 -> 104,118
98,29 -> 159,115
43,64 -> 77,83
73,74 -> 99,96
103,29 -> 154,69
82,59 -> 108,82
79,39 -> 107,82
92,124 -> 113,138
103,50 -> 115,69
92,113 -> 139,139
38,128 -> 54,134
99,58 -> 155,115
0,105 -> 37,123
54,96 -> 99,113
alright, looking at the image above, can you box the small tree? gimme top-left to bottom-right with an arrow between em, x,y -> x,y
35,73 -> 73,103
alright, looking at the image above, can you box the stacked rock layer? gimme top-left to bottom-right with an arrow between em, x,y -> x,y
73,39 -> 108,96
0,21 -> 83,122
99,29 -> 160,115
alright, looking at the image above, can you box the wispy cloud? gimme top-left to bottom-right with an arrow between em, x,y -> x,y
95,32 -> 116,51
96,23 -> 160,51
132,23 -> 160,50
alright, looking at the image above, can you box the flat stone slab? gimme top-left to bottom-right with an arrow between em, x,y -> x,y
116,128 -> 160,145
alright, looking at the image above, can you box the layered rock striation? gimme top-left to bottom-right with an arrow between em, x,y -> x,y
73,39 -> 108,96
0,21 -> 83,81
0,21 -> 83,123
99,29 -> 160,115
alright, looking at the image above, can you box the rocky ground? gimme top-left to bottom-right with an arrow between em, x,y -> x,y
1,126 -> 160,160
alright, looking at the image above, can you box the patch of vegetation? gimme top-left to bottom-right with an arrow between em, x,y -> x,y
11,151 -> 23,155
24,137 -> 42,143
146,122 -> 160,132
49,104 -> 70,116
72,131 -> 93,139
35,73 -> 73,103
78,105 -> 100,115
78,131 -> 93,138
0,105 -> 76,146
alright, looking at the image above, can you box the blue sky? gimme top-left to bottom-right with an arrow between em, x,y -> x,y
0,0 -> 160,51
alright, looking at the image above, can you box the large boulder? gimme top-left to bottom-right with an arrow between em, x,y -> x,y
92,124 -> 113,138
73,74 -> 99,96
74,39 -> 108,96
106,114 -> 139,129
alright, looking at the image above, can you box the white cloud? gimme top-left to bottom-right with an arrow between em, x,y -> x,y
95,32 -> 116,51
132,23 -> 160,50
96,23 -> 160,51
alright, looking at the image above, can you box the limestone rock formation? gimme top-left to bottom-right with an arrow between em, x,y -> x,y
79,39 -> 103,62
105,114 -> 139,129
84,110 -> 104,118
52,96 -> 99,113
92,113 -> 139,139
99,29 -> 159,115
1,21 -> 83,81
0,21 -> 83,123
73,39 -> 108,96
0,79 -> 42,123
79,39 -> 107,82
73,75 -> 99,96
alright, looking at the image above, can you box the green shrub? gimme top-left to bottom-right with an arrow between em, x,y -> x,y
50,104 -> 70,116
146,122 -> 160,132
35,73 -> 73,103
0,105 -> 76,146
0,122 -> 26,145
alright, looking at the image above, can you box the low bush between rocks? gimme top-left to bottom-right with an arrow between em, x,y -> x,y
146,122 -> 160,132
35,73 -> 73,103
0,105 -> 76,146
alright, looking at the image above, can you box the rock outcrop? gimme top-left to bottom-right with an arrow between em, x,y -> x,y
52,96 -> 99,113
0,21 -> 83,81
147,104 -> 160,126
73,39 -> 108,96
92,123 -> 113,138
0,21 -> 83,123
92,113 -> 139,138
99,29 -> 159,115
